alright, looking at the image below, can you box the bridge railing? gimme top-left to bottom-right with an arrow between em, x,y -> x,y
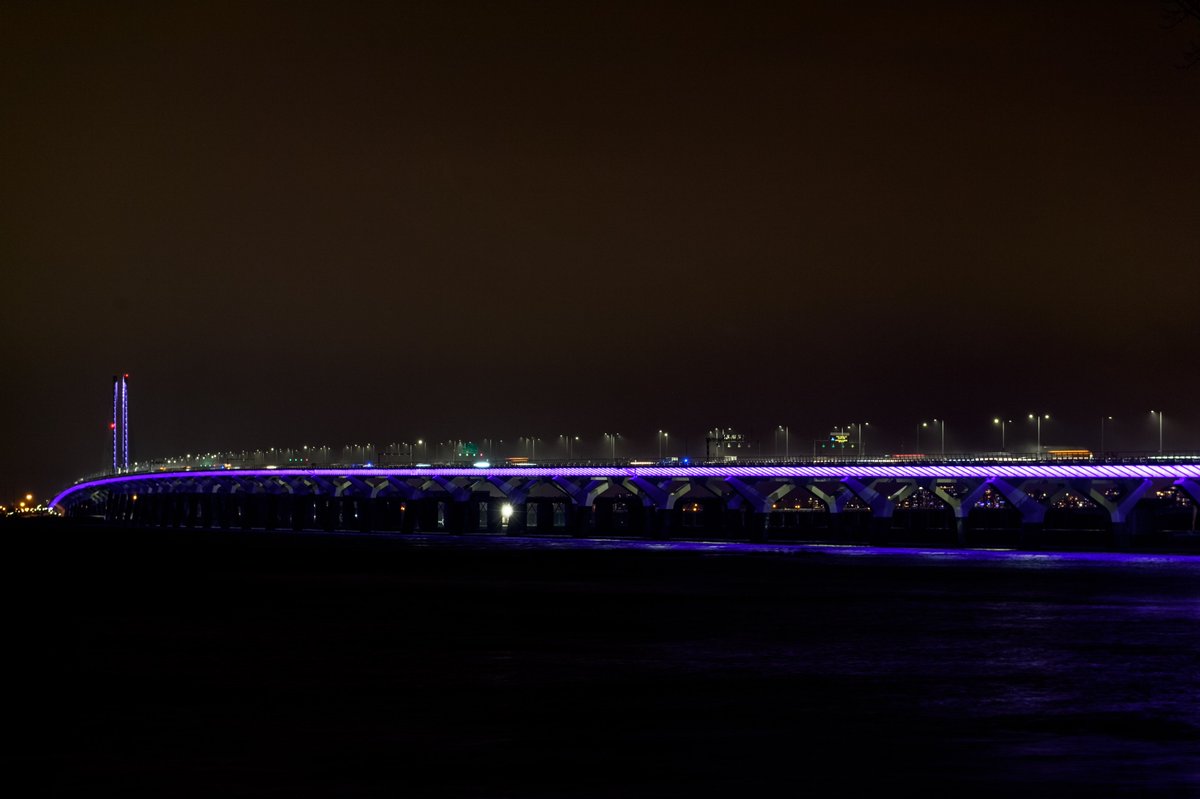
68,449 -> 1200,485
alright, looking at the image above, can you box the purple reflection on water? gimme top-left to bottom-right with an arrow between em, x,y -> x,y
308,530 -> 1200,567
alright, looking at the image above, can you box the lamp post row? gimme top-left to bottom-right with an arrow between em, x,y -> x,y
249,413 -> 1170,466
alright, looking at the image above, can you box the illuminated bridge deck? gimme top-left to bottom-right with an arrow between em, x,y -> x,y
53,460 -> 1200,548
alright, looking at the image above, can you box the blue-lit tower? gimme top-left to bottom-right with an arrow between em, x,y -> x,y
111,374 -> 130,472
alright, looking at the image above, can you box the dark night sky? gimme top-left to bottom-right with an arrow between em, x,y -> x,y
2,1 -> 1199,499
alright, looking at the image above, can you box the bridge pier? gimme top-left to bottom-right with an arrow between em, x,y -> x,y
724,478 -> 793,543
806,483 -> 856,541
214,493 -> 231,530
552,478 -> 607,538
927,479 -> 992,547
291,495 -> 309,531
198,493 -> 214,529
843,478 -> 907,546
624,477 -> 691,541
572,504 -> 594,536
1074,478 -> 1154,550
991,478 -> 1048,548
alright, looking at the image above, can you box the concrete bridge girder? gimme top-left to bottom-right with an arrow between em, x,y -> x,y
1070,478 -> 1156,525
990,478 -> 1048,525
924,479 -> 992,520
806,482 -> 855,514
262,476 -> 296,495
230,477 -> 264,494
1174,478 -> 1200,506
623,477 -> 693,511
365,477 -> 395,499
487,476 -> 538,505
551,477 -> 609,507
431,476 -> 472,503
722,478 -> 793,514
382,476 -> 425,501
841,477 -> 917,519
331,476 -> 374,497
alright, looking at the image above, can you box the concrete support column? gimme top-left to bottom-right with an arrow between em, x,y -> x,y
1176,479 -> 1200,532
842,478 -> 903,546
623,477 -> 691,541
230,493 -> 246,530
551,478 -> 608,538
1076,478 -> 1154,550
318,497 -> 335,532
991,478 -> 1048,549
573,504 -> 594,536
290,495 -> 306,531
929,479 -> 992,548
723,478 -> 795,543
264,494 -> 279,531
215,494 -> 231,530
353,498 -> 372,533
806,483 -> 854,538
199,494 -> 215,529
746,511 -> 769,543
648,507 -> 673,538
1015,522 -> 1043,548
443,500 -> 469,534
1177,478 -> 1200,506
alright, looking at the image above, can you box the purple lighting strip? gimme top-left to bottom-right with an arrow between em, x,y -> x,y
52,463 -> 1200,509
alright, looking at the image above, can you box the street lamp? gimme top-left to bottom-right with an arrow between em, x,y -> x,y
777,425 -> 789,460
847,422 -> 868,458
993,418 -> 1011,451
604,433 -> 620,460
921,420 -> 945,457
1150,411 -> 1164,455
1100,416 -> 1113,455
1028,414 -> 1049,455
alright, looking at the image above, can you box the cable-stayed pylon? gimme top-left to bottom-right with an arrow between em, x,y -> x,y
110,374 -> 130,472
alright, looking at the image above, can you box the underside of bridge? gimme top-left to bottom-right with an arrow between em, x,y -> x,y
57,471 -> 1200,548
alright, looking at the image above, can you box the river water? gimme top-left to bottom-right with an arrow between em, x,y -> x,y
10,524 -> 1200,796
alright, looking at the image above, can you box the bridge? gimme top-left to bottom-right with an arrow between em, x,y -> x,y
52,457 -> 1200,548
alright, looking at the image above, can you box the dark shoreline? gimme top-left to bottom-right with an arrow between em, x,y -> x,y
8,520 -> 1200,797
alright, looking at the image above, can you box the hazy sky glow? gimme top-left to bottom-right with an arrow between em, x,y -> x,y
2,1 -> 1199,497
